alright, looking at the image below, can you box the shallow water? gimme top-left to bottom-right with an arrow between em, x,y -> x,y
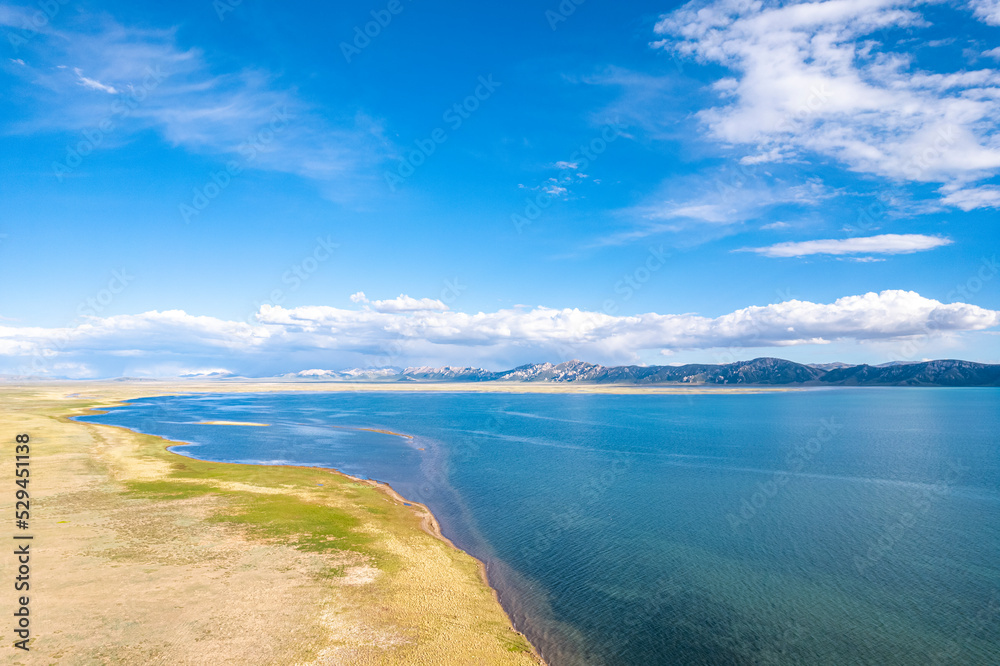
78,388 -> 1000,665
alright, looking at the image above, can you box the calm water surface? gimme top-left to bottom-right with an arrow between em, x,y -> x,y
78,388 -> 1000,665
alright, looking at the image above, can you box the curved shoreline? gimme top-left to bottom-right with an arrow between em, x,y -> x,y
72,393 -> 547,665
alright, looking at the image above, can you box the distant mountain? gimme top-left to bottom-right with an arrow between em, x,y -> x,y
278,358 -> 1000,387
819,360 -> 1000,386
8,358 -> 995,385
287,367 -> 403,381
180,370 -> 237,378
809,360 -> 923,371
399,366 -> 497,381
593,358 -> 826,385
496,360 -> 607,382
485,358 -> 823,385
808,362 -> 854,370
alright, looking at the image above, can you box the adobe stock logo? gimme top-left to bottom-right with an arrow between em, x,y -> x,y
545,0 -> 586,30
179,107 -> 292,224
53,66 -> 168,181
77,269 -> 134,317
5,0 -> 71,52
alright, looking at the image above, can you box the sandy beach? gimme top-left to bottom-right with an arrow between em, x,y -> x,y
0,383 -> 544,665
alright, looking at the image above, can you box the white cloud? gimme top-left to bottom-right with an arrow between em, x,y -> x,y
739,148 -> 793,165
658,203 -> 734,224
0,4 -> 56,36
520,171 -> 585,202
346,292 -> 448,312
970,0 -> 1000,25
740,233 -> 953,257
653,0 -> 1000,208
369,295 -> 449,313
939,184 -> 1000,210
554,161 -> 579,169
4,13 -> 388,199
597,178 -> 829,246
586,67 -> 685,139
73,67 -> 118,94
0,291 -> 996,376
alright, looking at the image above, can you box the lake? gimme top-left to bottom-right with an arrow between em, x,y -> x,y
78,388 -> 1000,665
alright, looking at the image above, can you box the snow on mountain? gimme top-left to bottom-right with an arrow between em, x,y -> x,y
290,367 -> 402,380
180,369 -> 237,378
268,358 -> 1000,386
339,367 -> 402,378
400,366 -> 496,381
496,360 -> 606,382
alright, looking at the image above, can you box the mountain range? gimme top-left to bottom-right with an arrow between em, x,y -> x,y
279,358 -> 1000,387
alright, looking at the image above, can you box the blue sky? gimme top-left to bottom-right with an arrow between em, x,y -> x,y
1,0 -> 999,377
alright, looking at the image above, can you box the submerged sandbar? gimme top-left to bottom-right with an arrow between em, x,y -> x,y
195,420 -> 271,426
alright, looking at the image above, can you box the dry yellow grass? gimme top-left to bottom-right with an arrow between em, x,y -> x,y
0,385 -> 542,665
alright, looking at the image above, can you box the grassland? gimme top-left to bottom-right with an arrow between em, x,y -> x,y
0,384 -> 542,665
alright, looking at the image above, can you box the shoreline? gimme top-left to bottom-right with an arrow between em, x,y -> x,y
76,401 -> 545,664
1,384 -> 543,664
6,379 -> 804,662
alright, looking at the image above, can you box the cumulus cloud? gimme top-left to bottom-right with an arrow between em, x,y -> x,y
346,292 -> 448,312
740,233 -> 953,257
653,0 -> 1000,208
369,295 -> 449,313
970,0 -> 1000,25
0,291 -> 996,376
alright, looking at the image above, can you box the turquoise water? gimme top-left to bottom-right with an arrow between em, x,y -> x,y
78,389 -> 1000,665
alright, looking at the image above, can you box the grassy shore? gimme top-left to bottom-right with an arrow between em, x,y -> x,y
0,384 -> 542,665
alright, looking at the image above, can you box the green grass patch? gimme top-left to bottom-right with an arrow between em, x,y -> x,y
318,565 -> 347,579
496,633 -> 533,653
207,491 -> 402,571
101,430 -> 411,571
209,493 -> 364,551
125,480 -> 215,501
